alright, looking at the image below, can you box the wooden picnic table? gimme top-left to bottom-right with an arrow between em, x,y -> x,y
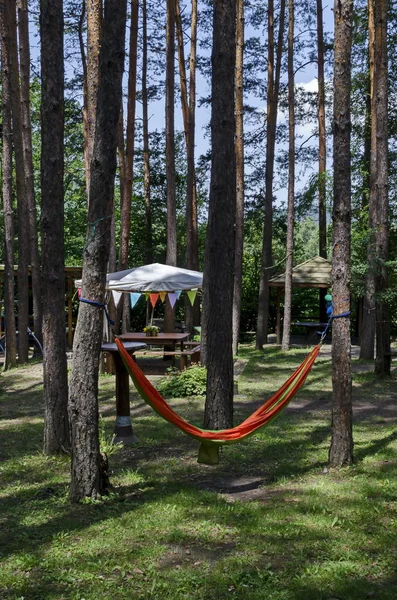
101,341 -> 147,444
120,332 -> 191,366
119,331 -> 191,351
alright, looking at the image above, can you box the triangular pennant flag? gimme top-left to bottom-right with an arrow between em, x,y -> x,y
112,290 -> 123,307
159,292 -> 167,303
168,292 -> 178,308
77,288 -> 82,298
144,292 -> 150,301
130,292 -> 141,309
149,293 -> 159,308
175,290 -> 182,299
187,290 -> 198,306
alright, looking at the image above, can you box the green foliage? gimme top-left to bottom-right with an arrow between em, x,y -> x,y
158,364 -> 207,398
98,416 -> 123,457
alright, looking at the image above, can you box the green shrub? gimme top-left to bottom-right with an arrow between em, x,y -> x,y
158,365 -> 207,397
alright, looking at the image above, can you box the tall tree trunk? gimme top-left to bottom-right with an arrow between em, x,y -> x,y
164,0 -> 176,334
281,0 -> 295,352
232,0 -> 244,356
0,9 -> 17,369
18,0 -> 42,347
85,0 -> 102,200
6,0 -> 29,363
119,0 -> 138,277
317,0 -> 327,324
371,0 -> 390,376
69,0 -> 127,502
40,0 -> 70,454
116,108 -> 129,335
329,0 -> 353,468
141,0 -> 153,265
359,58 -> 375,359
256,0 -> 285,349
176,0 -> 199,333
203,0 -> 236,429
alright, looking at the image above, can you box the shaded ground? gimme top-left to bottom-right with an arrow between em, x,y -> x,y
1,341 -> 396,507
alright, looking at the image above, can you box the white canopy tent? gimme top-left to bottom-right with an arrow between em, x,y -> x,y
75,263 -> 203,292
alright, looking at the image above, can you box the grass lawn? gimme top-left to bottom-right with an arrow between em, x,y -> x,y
1,345 -> 397,600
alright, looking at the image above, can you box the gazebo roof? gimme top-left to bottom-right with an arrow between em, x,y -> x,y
269,256 -> 331,289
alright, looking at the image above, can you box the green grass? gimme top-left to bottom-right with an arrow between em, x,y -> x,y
1,347 -> 397,599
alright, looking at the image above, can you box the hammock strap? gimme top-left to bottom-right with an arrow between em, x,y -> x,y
79,297 -> 115,325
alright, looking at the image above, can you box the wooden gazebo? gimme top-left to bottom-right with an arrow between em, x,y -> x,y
269,256 -> 331,343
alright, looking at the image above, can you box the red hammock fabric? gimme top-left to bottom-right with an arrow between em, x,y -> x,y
115,338 -> 320,446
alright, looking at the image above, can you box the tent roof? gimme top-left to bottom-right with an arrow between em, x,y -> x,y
76,263 -> 203,292
269,256 -> 331,288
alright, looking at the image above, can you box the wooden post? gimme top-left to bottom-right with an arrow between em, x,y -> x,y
67,274 -> 74,348
276,287 -> 282,344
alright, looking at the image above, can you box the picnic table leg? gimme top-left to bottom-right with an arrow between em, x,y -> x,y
111,352 -> 138,444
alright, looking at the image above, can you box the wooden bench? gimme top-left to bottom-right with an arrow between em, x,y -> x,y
384,350 -> 397,359
135,345 -> 201,371
293,322 -> 328,343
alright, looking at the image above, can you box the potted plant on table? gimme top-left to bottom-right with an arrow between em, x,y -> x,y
143,324 -> 159,337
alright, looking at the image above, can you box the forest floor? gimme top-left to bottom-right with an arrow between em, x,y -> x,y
1,341 -> 397,600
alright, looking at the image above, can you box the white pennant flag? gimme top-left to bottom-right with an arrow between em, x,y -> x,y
112,290 -> 123,307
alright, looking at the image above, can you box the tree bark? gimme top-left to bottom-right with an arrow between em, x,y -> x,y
18,0 -> 42,347
85,0 -> 102,201
40,0 -> 70,454
316,0 -> 327,324
141,0 -> 153,265
232,0 -> 244,356
256,0 -> 285,348
176,0 -> 199,333
69,0 -> 127,501
203,0 -> 236,429
371,0 -> 390,376
0,7 -> 17,369
5,0 -> 29,363
329,0 -> 353,468
164,0 -> 176,334
119,0 -> 139,276
359,62 -> 375,359
281,0 -> 295,352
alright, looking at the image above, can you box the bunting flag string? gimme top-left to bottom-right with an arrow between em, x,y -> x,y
187,289 -> 198,306
130,293 -> 141,309
112,290 -> 123,307
149,293 -> 159,308
167,292 -> 178,308
159,292 -> 167,303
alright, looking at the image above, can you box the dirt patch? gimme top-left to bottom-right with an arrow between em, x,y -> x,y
158,541 -> 236,570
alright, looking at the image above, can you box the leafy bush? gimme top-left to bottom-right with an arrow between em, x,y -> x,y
158,365 -> 207,398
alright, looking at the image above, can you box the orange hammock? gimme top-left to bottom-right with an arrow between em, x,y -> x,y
115,338 -> 321,464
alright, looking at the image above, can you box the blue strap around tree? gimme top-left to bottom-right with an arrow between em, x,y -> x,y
79,297 -> 115,326
318,300 -> 351,343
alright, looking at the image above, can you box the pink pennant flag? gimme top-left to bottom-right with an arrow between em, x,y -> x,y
77,288 -> 82,298
159,292 -> 167,303
167,292 -> 178,308
187,290 -> 197,306
149,293 -> 159,308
